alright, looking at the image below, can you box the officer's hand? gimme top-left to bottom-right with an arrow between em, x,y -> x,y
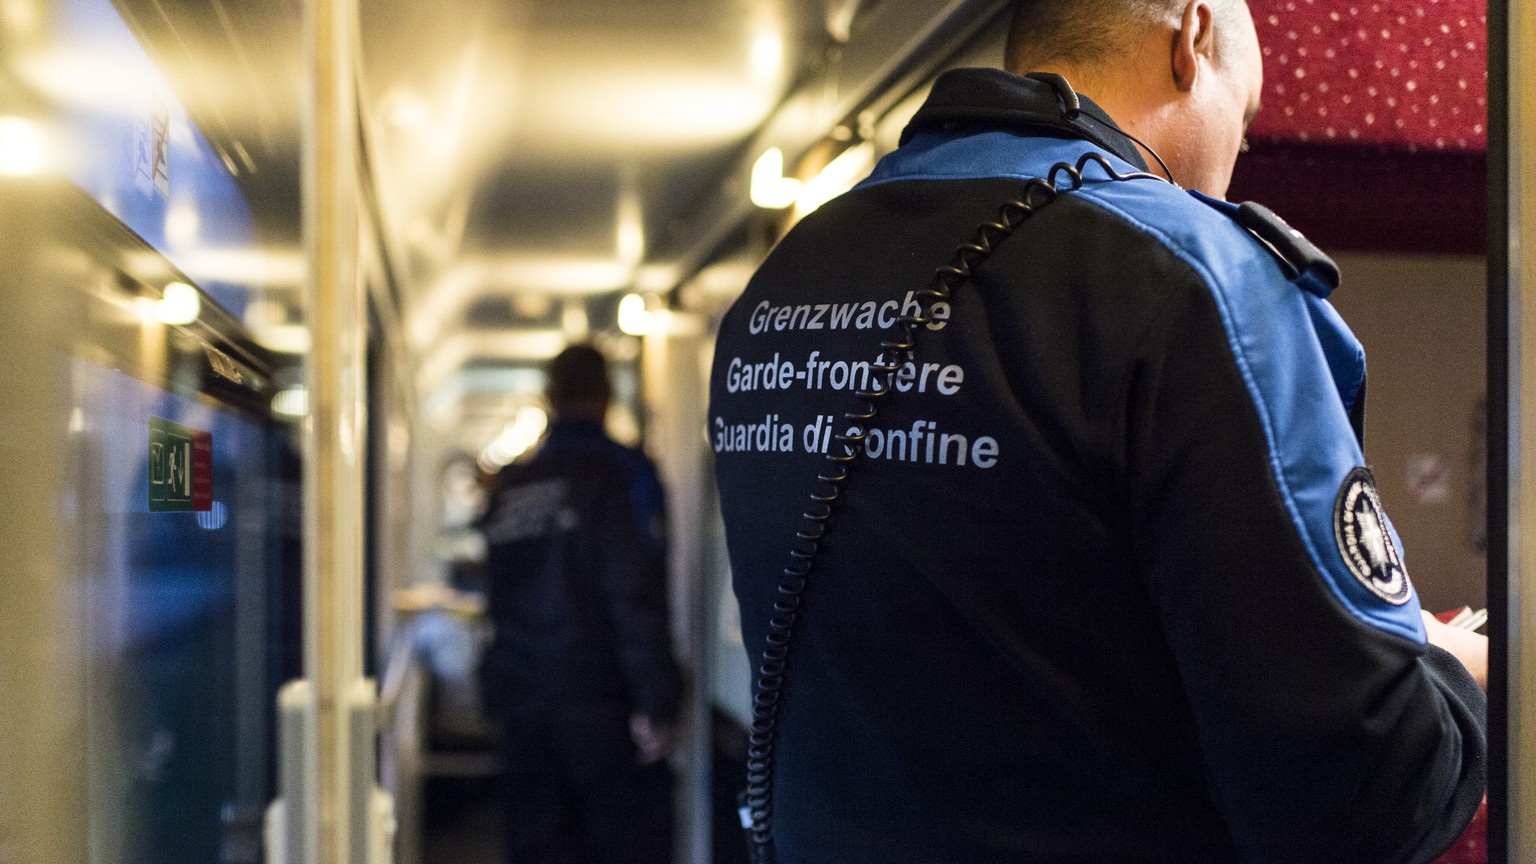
629,713 -> 676,766
1422,610 -> 1488,690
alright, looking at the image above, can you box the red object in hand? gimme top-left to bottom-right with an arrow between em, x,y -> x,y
1428,607 -> 1487,862
1436,606 -> 1472,624
1433,794 -> 1488,864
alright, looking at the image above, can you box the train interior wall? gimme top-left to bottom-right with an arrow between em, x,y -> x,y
1329,253 -> 1488,613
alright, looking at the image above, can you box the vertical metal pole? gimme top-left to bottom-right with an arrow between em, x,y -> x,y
1487,0 -> 1510,854
1501,0 -> 1536,857
0,11 -> 87,861
641,324 -> 714,864
304,0 -> 365,859
0,176 -> 89,864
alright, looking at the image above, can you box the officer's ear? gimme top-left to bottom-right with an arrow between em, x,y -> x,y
1171,0 -> 1217,93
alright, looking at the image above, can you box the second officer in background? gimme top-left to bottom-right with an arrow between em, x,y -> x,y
479,344 -> 682,864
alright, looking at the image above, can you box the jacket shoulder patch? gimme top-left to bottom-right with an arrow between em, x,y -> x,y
1333,468 -> 1413,605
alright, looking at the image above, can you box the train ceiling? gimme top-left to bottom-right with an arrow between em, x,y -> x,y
106,0 -> 1491,386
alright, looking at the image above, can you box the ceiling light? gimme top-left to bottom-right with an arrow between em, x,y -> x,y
751,33 -> 784,82
253,325 -> 312,354
272,386 -> 309,419
562,301 -> 590,340
618,293 -> 661,337
243,299 -> 287,329
0,116 -> 46,176
690,261 -> 759,297
417,331 -> 570,396
616,192 -> 646,265
751,147 -> 802,209
796,142 -> 876,218
635,263 -> 681,294
21,48 -> 164,116
512,292 -> 554,319
157,248 -> 305,287
156,282 -> 201,325
408,257 -> 640,351
481,405 -> 549,469
530,76 -> 774,148
826,0 -> 863,43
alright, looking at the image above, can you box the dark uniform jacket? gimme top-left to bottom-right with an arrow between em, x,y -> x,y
708,68 -> 1485,863
479,417 -> 681,723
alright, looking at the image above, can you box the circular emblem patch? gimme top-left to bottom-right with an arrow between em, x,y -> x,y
1333,467 -> 1412,605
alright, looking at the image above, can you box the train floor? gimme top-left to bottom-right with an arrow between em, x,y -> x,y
423,776 -> 502,864
419,756 -> 753,864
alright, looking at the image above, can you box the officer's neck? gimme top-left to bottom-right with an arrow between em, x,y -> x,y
1019,52 -> 1179,181
551,402 -> 607,425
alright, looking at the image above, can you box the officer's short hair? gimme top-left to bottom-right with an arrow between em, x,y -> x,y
546,344 -> 612,411
1005,0 -> 1242,72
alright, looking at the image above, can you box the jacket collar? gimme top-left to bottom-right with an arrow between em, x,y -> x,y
901,68 -> 1151,173
546,416 -> 607,442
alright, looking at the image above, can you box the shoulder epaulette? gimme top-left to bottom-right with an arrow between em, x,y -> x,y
1233,201 -> 1341,299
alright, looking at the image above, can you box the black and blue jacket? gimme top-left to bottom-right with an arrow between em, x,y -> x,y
479,417 -> 681,723
709,67 -> 1485,863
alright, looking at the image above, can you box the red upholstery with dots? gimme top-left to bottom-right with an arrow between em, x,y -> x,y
1228,1 -> 1489,253
1248,0 -> 1488,152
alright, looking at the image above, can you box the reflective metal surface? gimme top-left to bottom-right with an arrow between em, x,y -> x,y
302,0 -> 368,862
0,179 -> 295,864
1506,0 -> 1536,854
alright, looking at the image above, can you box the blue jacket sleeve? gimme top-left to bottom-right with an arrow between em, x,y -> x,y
1122,241 -> 1486,863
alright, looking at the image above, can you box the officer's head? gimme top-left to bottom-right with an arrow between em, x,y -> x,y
545,344 -> 612,420
1006,0 -> 1262,198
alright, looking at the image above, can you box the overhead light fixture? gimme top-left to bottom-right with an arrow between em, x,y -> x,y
534,76 -> 773,147
826,0 -> 863,44
691,261 -> 758,297
155,282 -> 201,325
616,192 -> 646,265
512,292 -> 555,320
618,292 -> 664,337
751,147 -> 802,210
635,263 -> 681,294
244,299 -> 311,354
253,325 -> 311,354
272,386 -> 309,419
147,247 -> 305,287
416,330 -> 571,396
751,33 -> 784,82
480,406 -> 549,471
795,142 -> 876,218
0,116 -> 45,176
563,300 -> 590,340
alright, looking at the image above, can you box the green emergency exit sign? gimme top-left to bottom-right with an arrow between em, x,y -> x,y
149,416 -> 212,512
